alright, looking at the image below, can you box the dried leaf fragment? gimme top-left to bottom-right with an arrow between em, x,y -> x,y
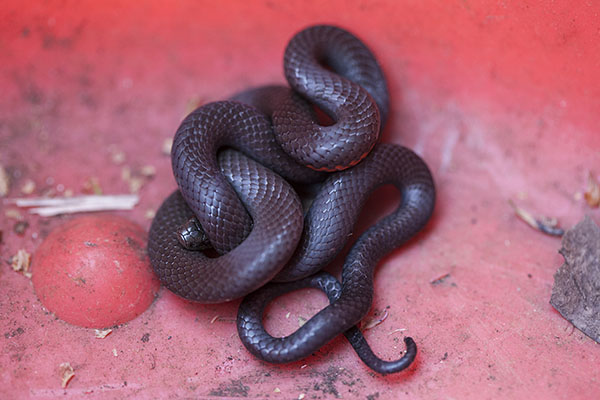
83,177 -> 102,195
109,147 -> 126,165
121,165 -> 155,193
11,249 -> 32,278
127,177 -> 144,194
59,362 -> 75,388
144,209 -> 156,219
361,308 -> 389,331
184,96 -> 205,115
584,172 -> 600,208
94,329 -> 113,338
5,209 -> 23,220
21,179 -> 36,195
509,200 -> 564,236
551,216 -> 600,343
140,165 -> 156,177
0,166 -> 10,197
121,166 -> 132,181
162,138 -> 173,155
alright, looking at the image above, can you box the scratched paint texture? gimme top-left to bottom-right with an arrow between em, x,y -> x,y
1,1 -> 599,399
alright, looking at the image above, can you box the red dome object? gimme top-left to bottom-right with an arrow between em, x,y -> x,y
32,215 -> 160,328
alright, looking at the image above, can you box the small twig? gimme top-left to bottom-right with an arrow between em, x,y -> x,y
508,200 -> 564,237
210,315 -> 236,324
430,273 -> 451,285
5,195 -> 139,216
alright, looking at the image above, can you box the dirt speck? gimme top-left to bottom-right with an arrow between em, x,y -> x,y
126,236 -> 148,260
209,379 -> 249,397
4,327 -> 25,339
306,366 -> 360,398
13,221 -> 29,236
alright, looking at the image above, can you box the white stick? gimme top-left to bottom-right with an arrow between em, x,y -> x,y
5,195 -> 139,216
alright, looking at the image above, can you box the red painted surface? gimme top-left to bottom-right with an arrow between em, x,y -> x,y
1,1 -> 599,399
32,215 -> 159,329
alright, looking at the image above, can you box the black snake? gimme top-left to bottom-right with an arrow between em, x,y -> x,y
148,25 -> 436,375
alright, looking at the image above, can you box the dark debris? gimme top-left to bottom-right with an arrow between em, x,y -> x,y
550,216 -> 600,343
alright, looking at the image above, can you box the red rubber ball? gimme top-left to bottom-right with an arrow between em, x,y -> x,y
32,215 -> 160,328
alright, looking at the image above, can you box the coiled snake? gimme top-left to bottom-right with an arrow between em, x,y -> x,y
148,25 -> 435,375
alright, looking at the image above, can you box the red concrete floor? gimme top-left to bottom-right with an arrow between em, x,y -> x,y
1,1 -> 599,399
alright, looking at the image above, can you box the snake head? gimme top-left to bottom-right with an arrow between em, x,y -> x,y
176,217 -> 212,251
